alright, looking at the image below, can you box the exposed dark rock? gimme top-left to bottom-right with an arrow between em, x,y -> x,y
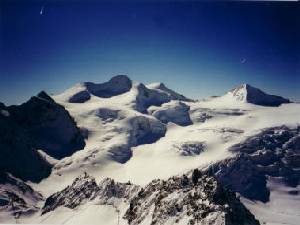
68,75 -> 132,103
230,84 -> 291,106
124,175 -> 260,225
148,82 -> 193,102
69,90 -> 91,103
41,173 -> 259,225
206,126 -> 300,202
206,154 -> 270,203
42,173 -> 99,214
96,178 -> 140,204
173,141 -> 206,156
192,168 -> 202,185
7,91 -> 85,159
0,172 -> 43,218
0,104 -> 52,182
42,174 -> 139,214
135,83 -> 170,113
0,92 -> 85,182
85,75 -> 132,98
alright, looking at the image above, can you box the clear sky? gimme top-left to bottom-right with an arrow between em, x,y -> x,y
0,0 -> 299,105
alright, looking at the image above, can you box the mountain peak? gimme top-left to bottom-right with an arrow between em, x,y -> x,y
147,82 -> 167,89
147,82 -> 193,102
36,91 -> 55,103
229,83 -> 291,106
56,75 -> 133,103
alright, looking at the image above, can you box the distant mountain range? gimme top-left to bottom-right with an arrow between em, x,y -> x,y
0,75 -> 298,225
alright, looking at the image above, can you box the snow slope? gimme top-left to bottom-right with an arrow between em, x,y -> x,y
242,178 -> 300,225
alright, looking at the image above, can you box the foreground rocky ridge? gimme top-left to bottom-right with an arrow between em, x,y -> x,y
0,172 -> 43,221
41,173 -> 260,225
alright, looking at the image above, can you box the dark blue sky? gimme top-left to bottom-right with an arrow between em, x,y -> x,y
1,1 -> 299,105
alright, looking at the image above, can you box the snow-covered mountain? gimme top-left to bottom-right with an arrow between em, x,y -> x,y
0,75 -> 299,225
226,83 -> 291,106
55,75 -> 133,103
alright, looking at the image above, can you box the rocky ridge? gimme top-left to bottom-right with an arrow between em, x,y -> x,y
41,172 -> 260,225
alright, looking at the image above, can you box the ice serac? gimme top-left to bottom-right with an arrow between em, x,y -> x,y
148,101 -> 192,126
229,83 -> 291,106
107,115 -> 167,163
7,91 -> 85,159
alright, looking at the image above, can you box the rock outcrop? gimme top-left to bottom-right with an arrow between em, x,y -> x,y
206,126 -> 300,202
0,172 -> 43,219
42,173 -> 260,225
7,91 -> 85,159
61,75 -> 133,103
0,92 -> 85,182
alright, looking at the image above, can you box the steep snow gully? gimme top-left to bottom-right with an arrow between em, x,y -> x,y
0,75 -> 299,225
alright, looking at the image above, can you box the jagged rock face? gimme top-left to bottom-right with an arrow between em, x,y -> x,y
42,173 -> 99,214
0,102 -> 52,182
230,84 -> 290,106
41,173 -> 259,225
149,101 -> 192,126
207,126 -> 300,202
7,91 -> 85,159
124,175 -> 260,225
42,174 -> 140,214
173,141 -> 206,156
0,92 -> 85,182
0,172 -> 43,218
207,154 -> 269,203
231,126 -> 300,187
96,178 -> 140,205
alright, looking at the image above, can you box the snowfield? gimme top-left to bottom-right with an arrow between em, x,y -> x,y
1,75 -> 299,225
